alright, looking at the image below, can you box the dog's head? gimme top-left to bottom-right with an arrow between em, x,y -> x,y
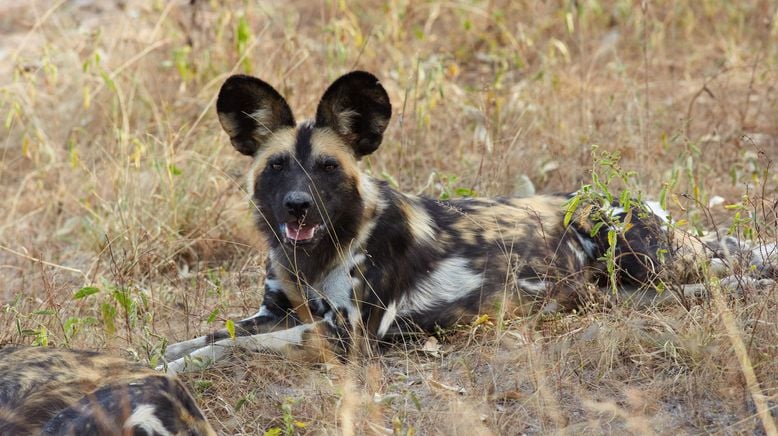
216,71 -> 391,251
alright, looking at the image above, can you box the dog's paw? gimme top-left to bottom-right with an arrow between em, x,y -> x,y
158,343 -> 230,374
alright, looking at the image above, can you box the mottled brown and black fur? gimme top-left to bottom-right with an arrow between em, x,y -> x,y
0,347 -> 215,435
161,71 -> 720,373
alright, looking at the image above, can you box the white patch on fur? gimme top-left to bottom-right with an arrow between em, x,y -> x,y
604,201 -> 670,225
230,324 -> 308,351
644,201 -> 669,222
241,305 -> 271,321
163,342 -> 229,374
124,404 -> 172,436
249,107 -> 274,133
265,278 -> 283,291
315,252 -> 366,326
567,240 -> 587,265
217,113 -> 240,137
376,301 -> 398,338
517,278 -> 548,295
335,108 -> 360,135
572,230 -> 598,258
398,257 -> 483,314
355,178 -> 386,236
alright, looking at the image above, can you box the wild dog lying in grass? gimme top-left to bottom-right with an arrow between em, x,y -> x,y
162,71 -> 769,373
0,346 -> 215,435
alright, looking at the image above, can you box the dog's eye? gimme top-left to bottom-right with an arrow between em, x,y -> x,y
270,163 -> 283,171
322,161 -> 338,172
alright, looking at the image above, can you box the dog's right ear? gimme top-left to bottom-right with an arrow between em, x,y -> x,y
216,75 -> 296,156
315,71 -> 391,158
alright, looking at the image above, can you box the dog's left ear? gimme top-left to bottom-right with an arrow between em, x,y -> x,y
315,71 -> 391,158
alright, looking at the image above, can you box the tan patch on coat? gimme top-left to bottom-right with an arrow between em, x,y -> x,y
398,196 -> 436,243
450,196 -> 567,248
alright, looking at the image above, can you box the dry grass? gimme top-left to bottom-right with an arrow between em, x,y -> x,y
1,0 -> 777,434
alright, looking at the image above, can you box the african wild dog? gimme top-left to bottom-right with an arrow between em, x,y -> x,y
0,347 -> 215,435
162,71 -> 726,373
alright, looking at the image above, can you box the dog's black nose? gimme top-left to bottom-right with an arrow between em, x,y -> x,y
284,191 -> 313,217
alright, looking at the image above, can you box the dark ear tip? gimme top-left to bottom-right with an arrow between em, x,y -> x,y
341,70 -> 380,81
218,75 -> 253,96
222,74 -> 253,85
327,71 -> 387,94
217,75 -> 263,112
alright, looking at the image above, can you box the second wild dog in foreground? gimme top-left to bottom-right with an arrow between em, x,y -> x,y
0,346 -> 215,435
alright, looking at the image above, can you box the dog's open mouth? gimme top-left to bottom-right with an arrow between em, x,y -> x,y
282,221 -> 321,244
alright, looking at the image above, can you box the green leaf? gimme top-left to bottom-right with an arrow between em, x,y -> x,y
619,190 -> 630,211
113,289 -> 132,313
409,391 -> 423,411
607,229 -> 617,252
195,379 -> 213,391
168,164 -> 182,176
32,326 -> 48,347
206,308 -> 220,324
226,319 -> 236,340
454,187 -> 476,197
236,16 -> 250,51
264,428 -> 282,436
99,71 -> 115,91
32,309 -> 55,316
590,221 -> 605,237
101,302 -> 117,335
235,15 -> 252,74
73,286 -> 100,299
63,316 -> 80,339
659,185 -> 668,210
563,195 -> 580,227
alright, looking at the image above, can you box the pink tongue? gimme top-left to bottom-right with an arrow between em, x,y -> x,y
286,223 -> 315,241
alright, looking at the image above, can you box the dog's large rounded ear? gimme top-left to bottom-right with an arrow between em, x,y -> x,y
216,75 -> 295,156
315,71 -> 391,158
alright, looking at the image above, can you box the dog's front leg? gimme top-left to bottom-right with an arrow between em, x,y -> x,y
161,322 -> 310,374
161,285 -> 301,365
161,313 -> 347,374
